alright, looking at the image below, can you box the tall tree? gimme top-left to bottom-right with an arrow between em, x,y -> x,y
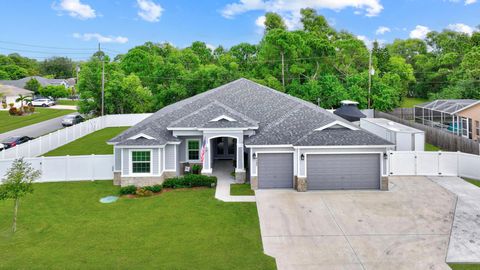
40,57 -> 74,78
264,12 -> 287,32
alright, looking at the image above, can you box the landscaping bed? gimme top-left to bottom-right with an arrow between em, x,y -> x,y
0,180 -> 275,269
43,127 -> 129,156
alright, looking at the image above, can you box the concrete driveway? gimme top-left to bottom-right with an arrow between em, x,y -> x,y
255,177 -> 455,270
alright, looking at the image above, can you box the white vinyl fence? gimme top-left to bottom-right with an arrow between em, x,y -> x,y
0,113 -> 152,160
0,155 -> 114,183
388,151 -> 480,180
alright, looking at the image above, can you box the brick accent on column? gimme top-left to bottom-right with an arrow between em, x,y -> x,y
381,176 -> 389,191
296,177 -> 307,192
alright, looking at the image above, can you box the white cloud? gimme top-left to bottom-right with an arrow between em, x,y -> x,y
409,25 -> 431,39
137,0 -> 163,22
447,23 -> 476,35
222,0 -> 383,18
357,35 -> 385,49
448,0 -> 477,5
375,26 -> 390,35
221,0 -> 383,30
255,15 -> 266,29
53,0 -> 96,19
73,33 -> 128,44
206,44 -> 217,51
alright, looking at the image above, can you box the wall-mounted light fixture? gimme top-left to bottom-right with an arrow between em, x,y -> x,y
383,153 -> 388,159
252,153 -> 257,159
301,154 -> 305,160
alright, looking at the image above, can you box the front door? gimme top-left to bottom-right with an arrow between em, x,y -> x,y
461,118 -> 469,138
214,137 -> 235,159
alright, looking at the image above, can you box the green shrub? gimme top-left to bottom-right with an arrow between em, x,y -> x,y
144,185 -> 162,193
119,185 -> 136,195
163,174 -> 217,189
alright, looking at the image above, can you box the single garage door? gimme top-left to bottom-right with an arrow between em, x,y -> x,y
307,154 -> 380,190
258,153 -> 293,189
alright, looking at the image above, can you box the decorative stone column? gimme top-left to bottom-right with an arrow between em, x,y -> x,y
296,176 -> 307,192
381,176 -> 389,191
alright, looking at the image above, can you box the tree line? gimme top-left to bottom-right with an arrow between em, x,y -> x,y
0,55 -> 75,80
1,9 -> 479,114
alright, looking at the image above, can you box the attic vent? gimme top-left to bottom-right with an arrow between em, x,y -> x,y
128,133 -> 155,140
210,115 -> 237,122
315,120 -> 359,131
323,125 -> 349,130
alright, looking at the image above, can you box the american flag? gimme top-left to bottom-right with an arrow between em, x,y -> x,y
200,138 -> 207,162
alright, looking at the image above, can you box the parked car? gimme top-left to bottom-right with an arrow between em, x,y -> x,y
29,98 -> 55,107
1,136 -> 33,149
62,114 -> 84,127
0,143 -> 5,151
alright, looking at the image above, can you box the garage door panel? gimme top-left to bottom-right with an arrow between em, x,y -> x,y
307,154 -> 380,190
258,153 -> 293,189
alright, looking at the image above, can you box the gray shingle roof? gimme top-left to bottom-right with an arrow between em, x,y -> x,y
0,84 -> 34,96
110,78 -> 391,147
0,76 -> 68,89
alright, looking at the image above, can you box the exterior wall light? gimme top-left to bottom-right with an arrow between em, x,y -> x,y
252,153 -> 257,159
301,154 -> 305,160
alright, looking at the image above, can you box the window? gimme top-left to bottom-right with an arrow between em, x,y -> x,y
131,151 -> 151,174
476,121 -> 480,137
187,139 -> 200,161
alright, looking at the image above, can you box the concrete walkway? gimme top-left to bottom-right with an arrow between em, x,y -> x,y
213,160 -> 256,203
429,176 -> 480,263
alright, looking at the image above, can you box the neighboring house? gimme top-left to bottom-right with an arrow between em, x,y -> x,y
0,76 -> 73,89
415,99 -> 480,141
109,79 -> 393,192
0,84 -> 34,109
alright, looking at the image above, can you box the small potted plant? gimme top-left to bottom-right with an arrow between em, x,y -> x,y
191,164 -> 202,174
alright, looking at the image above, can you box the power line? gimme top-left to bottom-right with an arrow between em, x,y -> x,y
0,46 -> 94,55
0,40 -> 98,51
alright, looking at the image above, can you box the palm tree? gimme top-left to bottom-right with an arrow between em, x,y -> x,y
15,94 -> 31,113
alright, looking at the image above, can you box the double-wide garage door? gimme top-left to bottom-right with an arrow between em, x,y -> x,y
258,153 -> 293,189
307,154 -> 380,190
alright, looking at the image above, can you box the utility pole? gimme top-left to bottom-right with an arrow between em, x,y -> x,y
98,43 -> 105,116
368,49 -> 373,109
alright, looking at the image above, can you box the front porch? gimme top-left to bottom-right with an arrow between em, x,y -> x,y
201,134 -> 247,183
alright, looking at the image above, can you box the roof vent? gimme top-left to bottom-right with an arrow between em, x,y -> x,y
210,115 -> 236,122
334,100 -> 366,122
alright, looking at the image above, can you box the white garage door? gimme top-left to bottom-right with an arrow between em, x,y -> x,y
307,154 -> 380,190
258,153 -> 294,189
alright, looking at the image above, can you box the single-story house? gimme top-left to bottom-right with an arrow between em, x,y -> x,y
0,84 -> 34,109
0,76 -> 73,89
415,99 -> 480,141
109,79 -> 393,191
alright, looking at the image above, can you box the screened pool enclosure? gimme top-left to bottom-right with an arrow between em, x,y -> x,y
414,99 -> 478,139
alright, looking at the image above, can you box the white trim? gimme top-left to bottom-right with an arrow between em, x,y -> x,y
300,152 -> 384,182
120,148 -> 124,175
128,133 -> 155,140
294,145 -> 392,149
174,144 -> 177,172
210,115 -> 237,122
453,101 -> 480,114
129,149 -> 154,176
186,139 -> 201,162
160,147 -> 164,174
315,120 -> 359,131
245,144 -> 293,148
115,145 -> 164,149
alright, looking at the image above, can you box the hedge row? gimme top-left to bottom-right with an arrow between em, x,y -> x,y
119,174 -> 217,196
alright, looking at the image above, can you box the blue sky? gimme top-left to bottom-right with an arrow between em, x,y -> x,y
0,0 -> 478,60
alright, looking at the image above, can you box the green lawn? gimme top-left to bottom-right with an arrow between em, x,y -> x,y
463,177 -> 480,188
44,127 -> 129,156
0,108 -> 73,134
231,184 -> 255,196
0,181 -> 275,269
56,99 -> 79,106
400,97 -> 429,108
425,143 -> 442,151
450,264 -> 480,269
